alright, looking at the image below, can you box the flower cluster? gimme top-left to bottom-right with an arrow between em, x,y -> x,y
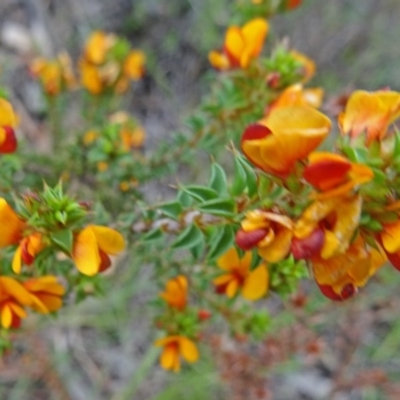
79,31 -> 146,95
239,88 -> 400,301
30,52 -> 77,96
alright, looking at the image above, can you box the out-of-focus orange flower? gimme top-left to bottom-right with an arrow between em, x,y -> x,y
304,152 -> 374,199
160,275 -> 188,311
83,130 -> 98,145
12,233 -> 45,274
266,84 -> 324,115
312,236 -> 386,301
30,52 -> 77,95
338,90 -> 400,143
0,99 -> 18,154
294,195 -> 362,260
0,276 -> 65,328
241,106 -> 331,177
287,0 -> 302,9
72,225 -> 125,276
290,50 -> 316,83
124,51 -> 146,80
236,210 -> 292,262
208,18 -> 268,70
109,111 -> 146,150
79,31 -> 146,95
213,247 -> 268,301
155,335 -> 199,372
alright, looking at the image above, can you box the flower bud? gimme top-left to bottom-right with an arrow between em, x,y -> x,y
198,309 -> 212,321
0,126 -> 17,153
318,283 -> 357,301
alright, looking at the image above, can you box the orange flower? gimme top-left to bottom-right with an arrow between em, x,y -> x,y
109,112 -> 146,150
72,225 -> 125,276
208,18 -> 268,70
294,195 -> 362,260
312,236 -> 386,301
30,52 -> 77,95
155,335 -> 199,372
303,152 -> 374,199
236,210 -> 292,262
0,276 -> 65,328
23,276 -> 65,313
265,84 -> 323,115
213,247 -> 268,300
160,275 -> 188,311
0,99 -> 18,153
338,90 -> 400,143
12,232 -> 45,274
123,50 -> 146,80
241,106 -> 331,177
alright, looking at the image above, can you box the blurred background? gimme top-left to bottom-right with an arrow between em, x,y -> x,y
1,0 -> 400,399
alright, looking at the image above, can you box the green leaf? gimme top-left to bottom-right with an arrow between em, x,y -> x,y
182,185 -> 219,202
172,224 -> 203,249
141,228 -> 163,242
197,198 -> 236,217
176,190 -> 192,207
50,229 -> 73,254
190,235 -> 205,259
208,225 -> 235,260
209,163 -> 228,196
158,201 -> 183,220
230,156 -> 247,196
237,156 -> 257,198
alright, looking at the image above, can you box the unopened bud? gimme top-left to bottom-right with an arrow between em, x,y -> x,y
291,228 -> 324,260
236,228 -> 268,250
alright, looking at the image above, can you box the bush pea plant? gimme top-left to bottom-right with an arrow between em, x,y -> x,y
1,0 -> 400,374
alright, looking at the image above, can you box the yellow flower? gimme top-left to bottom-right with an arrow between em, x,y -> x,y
155,335 -> 199,372
213,247 -> 268,301
97,161 -> 109,172
0,99 -> 18,153
83,130 -> 98,145
84,31 -> 116,65
338,90 -> 400,143
160,275 -> 188,311
208,18 -> 269,70
109,112 -> 146,150
72,225 -> 125,276
236,210 -> 293,263
241,106 -> 331,177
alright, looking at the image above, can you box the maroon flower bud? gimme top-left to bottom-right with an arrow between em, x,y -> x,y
0,126 -> 17,153
235,228 -> 268,250
198,309 -> 212,321
291,228 -> 324,260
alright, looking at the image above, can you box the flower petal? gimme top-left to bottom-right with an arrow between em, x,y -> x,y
72,227 -> 101,276
217,247 -> 240,271
0,198 -> 24,248
381,220 -> 400,253
179,337 -> 199,363
90,225 -> 125,255
241,264 -> 268,300
258,228 -> 292,262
